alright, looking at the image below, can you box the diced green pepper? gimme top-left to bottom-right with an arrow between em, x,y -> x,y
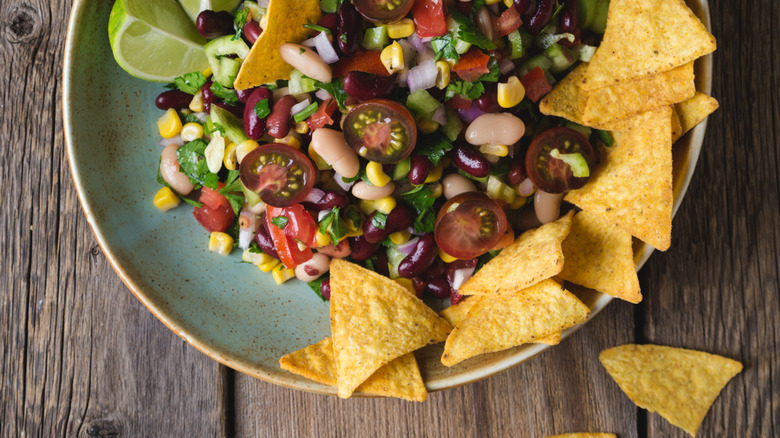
550,149 -> 590,177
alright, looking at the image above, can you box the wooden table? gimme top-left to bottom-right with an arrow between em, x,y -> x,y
1,0 -> 777,436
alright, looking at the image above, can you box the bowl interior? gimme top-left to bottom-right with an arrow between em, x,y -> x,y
64,0 -> 711,394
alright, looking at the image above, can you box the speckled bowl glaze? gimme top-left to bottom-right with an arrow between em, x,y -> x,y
64,0 -> 712,394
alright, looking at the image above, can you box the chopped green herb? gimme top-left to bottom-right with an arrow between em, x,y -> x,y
210,82 -> 240,106
176,139 -> 219,189
307,276 -> 328,301
233,8 -> 249,41
293,102 -> 319,123
180,196 -> 204,208
450,9 -> 496,51
218,170 -> 246,215
254,98 -> 271,119
178,111 -> 203,124
272,216 -> 289,229
402,186 -> 437,234
470,0 -> 486,18
319,207 -> 349,246
415,132 -> 453,166
303,23 -> 331,34
446,79 -> 485,100
371,212 -> 388,230
174,71 -> 207,95
314,78 -> 349,111
431,34 -> 461,62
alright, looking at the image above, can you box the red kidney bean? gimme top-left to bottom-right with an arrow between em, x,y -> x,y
398,234 -> 437,278
155,90 -> 192,110
422,258 -> 446,280
255,215 -> 279,258
201,81 -> 217,105
374,251 -> 390,276
363,205 -> 414,243
243,21 -> 262,45
266,95 -> 296,138
454,1 -> 474,16
559,0 -> 578,33
320,278 -> 331,300
446,259 -> 478,291
508,154 -> 526,186
349,235 -> 380,261
343,71 -> 397,101
453,144 -> 491,178
236,86 -> 257,104
243,87 -> 272,140
450,289 -> 464,305
514,0 -> 537,15
528,0 -> 556,34
215,102 -> 245,119
196,10 -> 235,39
408,155 -> 431,186
363,210 -> 390,243
426,276 -> 451,299
318,13 -> 340,34
476,84 -> 500,113
411,277 -> 427,299
337,2 -> 361,56
315,191 -> 350,210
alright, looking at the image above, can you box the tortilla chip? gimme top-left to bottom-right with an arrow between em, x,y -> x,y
582,62 -> 695,125
442,279 -> 589,366
234,0 -> 322,90
600,344 -> 742,436
674,92 -> 719,140
441,298 -> 561,345
539,63 -> 590,126
459,211 -> 573,296
559,211 -> 642,303
581,0 -> 716,90
280,337 -> 427,401
565,107 -> 673,251
329,260 -> 451,398
671,107 -> 683,141
547,434 -> 617,438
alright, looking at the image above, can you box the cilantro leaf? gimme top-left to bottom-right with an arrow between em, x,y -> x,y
314,78 -> 349,111
479,56 -> 501,82
271,216 -> 289,229
415,132 -> 453,166
181,196 -> 204,208
371,212 -> 388,230
450,9 -> 496,51
178,111 -> 203,124
470,0 -> 486,18
307,276 -> 328,301
218,170 -> 246,216
402,186 -> 437,234
174,72 -> 207,95
210,82 -> 240,106
432,34 -> 461,62
176,139 -> 219,189
319,207 -> 349,246
254,98 -> 271,119
446,79 -> 485,100
233,8 -> 249,41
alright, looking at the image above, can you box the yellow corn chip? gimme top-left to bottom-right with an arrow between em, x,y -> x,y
581,0 -> 716,90
329,260 -> 451,398
559,211 -> 641,303
600,344 -> 742,436
234,0 -> 322,90
539,63 -> 590,126
279,337 -> 427,401
547,434 -> 617,438
671,107 -> 683,141
582,62 -> 696,126
459,211 -> 573,296
442,279 -> 589,366
674,92 -> 719,140
565,107 -> 673,251
440,298 -> 561,345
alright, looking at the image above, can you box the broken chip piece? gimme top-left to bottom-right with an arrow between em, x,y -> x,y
600,344 -> 742,436
674,92 -> 720,140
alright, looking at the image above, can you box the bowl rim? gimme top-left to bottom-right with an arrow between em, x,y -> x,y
63,0 -> 712,395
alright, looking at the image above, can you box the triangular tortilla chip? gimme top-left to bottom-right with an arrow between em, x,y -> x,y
459,211 -> 573,296
234,0 -> 322,90
547,434 -> 617,438
442,279 -> 589,366
329,260 -> 451,398
440,298 -> 561,345
671,107 -> 683,141
581,0 -> 716,90
674,92 -> 719,140
279,337 -> 427,401
559,211 -> 642,303
600,344 -> 742,436
539,63 -> 590,126
565,107 -> 673,251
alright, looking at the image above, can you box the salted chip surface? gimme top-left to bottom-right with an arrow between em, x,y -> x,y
582,62 -> 695,126
581,0 -> 716,90
329,260 -> 451,398
547,434 -> 617,438
459,212 -> 573,296
279,337 -> 427,401
674,92 -> 719,140
600,344 -> 742,436
234,0 -> 321,89
442,279 -> 589,366
671,107 -> 683,141
565,107 -> 673,251
559,211 -> 641,303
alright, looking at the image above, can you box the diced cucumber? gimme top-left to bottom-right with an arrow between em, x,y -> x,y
362,26 -> 389,50
454,39 -> 472,54
288,69 -> 317,95
589,0 -> 610,34
545,43 -> 577,74
406,90 -> 440,120
518,54 -> 553,77
507,30 -> 525,60
487,176 -> 517,204
209,104 -> 249,145
563,120 -> 593,138
393,157 -> 411,180
577,0 -> 599,30
241,181 -> 262,206
440,107 -> 462,142
204,36 -> 250,87
549,149 -> 590,177
387,247 -> 406,279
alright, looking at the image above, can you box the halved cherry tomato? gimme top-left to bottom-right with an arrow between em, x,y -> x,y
447,94 -> 473,111
520,66 -> 552,103
193,187 -> 235,233
307,98 -> 339,131
453,47 -> 491,82
525,127 -> 596,194
434,192 -> 508,259
199,184 -> 230,210
279,204 -> 318,247
239,144 -> 315,207
354,0 -> 415,23
495,7 -> 523,37
412,0 -> 448,38
343,99 -> 417,163
266,206 -> 314,268
332,50 -> 391,78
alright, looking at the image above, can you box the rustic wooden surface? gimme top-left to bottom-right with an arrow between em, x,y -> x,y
1,0 -> 777,436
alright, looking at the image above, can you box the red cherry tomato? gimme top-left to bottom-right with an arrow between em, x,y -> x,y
307,98 -> 339,131
412,0 -> 448,38
354,0 -> 415,23
193,191 -> 235,233
266,206 -> 314,268
525,127 -> 596,194
520,66 -> 552,103
332,50 -> 391,78
199,184 -> 230,210
343,99 -> 417,163
434,192 -> 508,259
453,47 -> 491,82
239,144 -> 315,207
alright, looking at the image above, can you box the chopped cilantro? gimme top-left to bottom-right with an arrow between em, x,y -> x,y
415,132 -> 453,166
479,56 -> 501,82
307,276 -> 328,301
181,196 -> 204,208
303,23 -> 331,34
174,72 -> 207,95
402,186 -> 437,234
449,9 -> 496,51
210,82 -> 240,106
176,139 -> 219,189
314,78 -> 349,111
431,34 -> 461,62
446,79 -> 485,100
233,8 -> 249,41
470,0 -> 486,18
319,207 -> 349,246
271,216 -> 289,229
371,212 -> 388,230
178,111 -> 202,124
218,170 -> 246,215
254,98 -> 271,118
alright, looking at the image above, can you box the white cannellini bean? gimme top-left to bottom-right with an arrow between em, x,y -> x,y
476,6 -> 495,42
311,128 -> 360,178
442,173 -> 477,200
159,144 -> 194,196
278,43 -> 332,83
294,253 -> 331,282
243,200 -> 266,215
466,113 -> 526,146
534,190 -> 564,224
352,181 -> 395,200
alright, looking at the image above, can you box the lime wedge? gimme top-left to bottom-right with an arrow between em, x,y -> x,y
108,0 -> 210,82
178,0 -> 242,22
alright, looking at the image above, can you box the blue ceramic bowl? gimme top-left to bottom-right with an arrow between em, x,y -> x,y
63,0 -> 712,394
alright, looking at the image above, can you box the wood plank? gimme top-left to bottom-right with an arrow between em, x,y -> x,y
0,1 -> 226,435
233,300 -> 637,437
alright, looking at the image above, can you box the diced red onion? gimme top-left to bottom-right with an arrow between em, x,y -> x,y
333,172 -> 355,191
534,190 -> 564,224
431,104 -> 448,125
315,88 -> 332,101
313,31 -> 339,64
290,98 -> 311,116
398,39 -> 415,66
193,112 -> 208,123
159,135 -> 183,147
457,103 -> 485,124
301,37 -> 317,49
407,33 -> 427,54
416,48 -> 436,64
407,59 -> 438,92
397,237 -> 420,256
499,58 -> 516,74
318,209 -> 331,222
420,36 -> 433,43
257,0 -> 269,7
450,266 -> 476,291
517,178 -> 535,196
303,187 -> 327,204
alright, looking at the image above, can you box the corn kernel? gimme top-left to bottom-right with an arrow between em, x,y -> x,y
157,109 -> 182,139
202,67 -> 213,78
429,182 -> 443,198
503,0 -> 514,7
274,133 -> 301,149
439,248 -> 458,263
221,142 -> 237,170
294,121 -> 310,135
358,200 -> 376,215
425,162 -> 444,183
394,278 -> 416,295
188,90 -> 205,113
485,0 -> 502,4
498,76 -> 525,108
181,122 -> 204,142
435,61 -> 451,89
258,257 -> 282,272
373,196 -> 397,214
236,140 -> 260,164
380,41 -> 404,75
153,187 -> 180,211
208,232 -> 234,256
417,117 -> 439,135
314,230 -> 332,247
242,249 -> 270,265
389,230 -> 411,245
479,144 -> 509,157
366,161 -> 391,187
509,195 -> 528,209
387,18 -> 415,39
272,264 -> 296,284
